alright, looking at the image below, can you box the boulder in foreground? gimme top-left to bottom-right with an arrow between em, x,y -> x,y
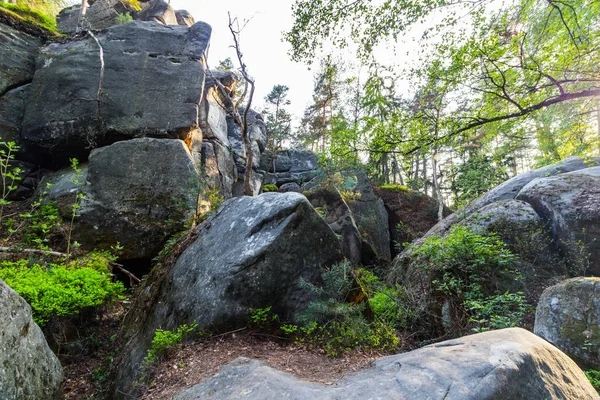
174,328 -> 598,400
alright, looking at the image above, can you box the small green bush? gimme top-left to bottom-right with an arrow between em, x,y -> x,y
586,369 -> 600,393
249,306 -> 278,328
144,322 -> 198,365
263,184 -> 278,193
297,261 -> 399,356
413,225 -> 528,332
0,253 -> 124,325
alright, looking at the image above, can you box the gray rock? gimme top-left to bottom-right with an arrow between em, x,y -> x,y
271,149 -> 319,173
516,170 -> 600,275
0,22 -> 41,96
344,171 -> 391,263
134,0 -> 178,25
200,71 -> 236,144
535,277 -> 600,369
112,192 -> 342,398
22,21 -> 211,165
200,139 -> 237,199
174,328 -> 598,400
0,84 -> 32,160
56,4 -> 81,34
0,280 -> 62,400
305,188 -> 363,265
279,182 -> 301,193
415,156 -> 600,241
44,138 -> 200,260
175,10 -> 195,26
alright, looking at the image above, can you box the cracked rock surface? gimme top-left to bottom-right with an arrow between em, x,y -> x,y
174,328 -> 598,400
21,21 -> 211,165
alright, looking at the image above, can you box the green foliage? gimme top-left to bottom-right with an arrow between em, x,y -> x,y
249,306 -> 278,328
0,253 -> 124,325
380,184 -> 409,193
413,225 -> 528,332
0,140 -> 21,224
115,12 -> 133,24
586,369 -> 600,393
144,322 -> 198,365
263,184 -> 278,193
0,1 -> 60,33
297,261 -> 399,356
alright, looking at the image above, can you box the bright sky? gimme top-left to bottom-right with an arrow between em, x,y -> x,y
170,0 -> 314,120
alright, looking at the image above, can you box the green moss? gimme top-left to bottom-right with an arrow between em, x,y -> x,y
263,184 -> 278,193
0,3 -> 59,34
380,184 -> 410,193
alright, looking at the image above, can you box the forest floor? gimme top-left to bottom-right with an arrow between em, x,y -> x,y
59,301 -> 412,400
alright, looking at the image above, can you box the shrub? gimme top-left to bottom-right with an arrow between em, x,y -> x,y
263,184 -> 278,192
144,322 -> 198,365
412,225 -> 528,332
586,369 -> 600,393
0,253 -> 124,325
297,261 -> 399,356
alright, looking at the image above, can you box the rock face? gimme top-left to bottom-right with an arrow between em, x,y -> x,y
390,157 -> 599,335
535,277 -> 600,369
22,21 -> 211,165
265,149 -> 320,188
516,170 -> 600,275
0,22 -> 41,96
0,280 -> 62,400
44,138 -> 200,260
343,171 -> 391,264
228,109 -> 269,196
173,328 -> 598,400
305,188 -> 363,265
112,193 -> 342,398
57,0 -> 194,34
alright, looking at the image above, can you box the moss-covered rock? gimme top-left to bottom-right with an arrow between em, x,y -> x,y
535,277 -> 600,369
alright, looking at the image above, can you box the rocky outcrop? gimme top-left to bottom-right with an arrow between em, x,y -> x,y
43,138 -> 200,260
376,186 -> 449,257
173,328 -> 598,400
305,188 -> 363,265
228,109 -> 269,196
265,149 -> 320,188
57,0 -> 193,34
0,22 -> 41,96
516,170 -> 600,275
535,277 -> 600,369
0,280 -> 62,400
112,193 -> 342,398
22,21 -> 211,165
343,171 -> 391,264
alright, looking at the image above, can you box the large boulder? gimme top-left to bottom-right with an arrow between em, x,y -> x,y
43,138 -> 201,260
111,192 -> 342,398
516,170 -> 600,275
343,171 -> 391,264
0,280 -> 62,399
134,0 -> 178,25
173,328 -> 598,400
535,277 -> 600,369
21,21 -> 211,165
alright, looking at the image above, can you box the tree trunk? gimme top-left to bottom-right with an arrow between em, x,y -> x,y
422,156 -> 428,196
432,149 -> 444,222
413,154 -> 420,190
77,0 -> 89,32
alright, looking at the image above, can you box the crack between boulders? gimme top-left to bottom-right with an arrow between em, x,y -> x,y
0,79 -> 33,99
87,30 -> 105,137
